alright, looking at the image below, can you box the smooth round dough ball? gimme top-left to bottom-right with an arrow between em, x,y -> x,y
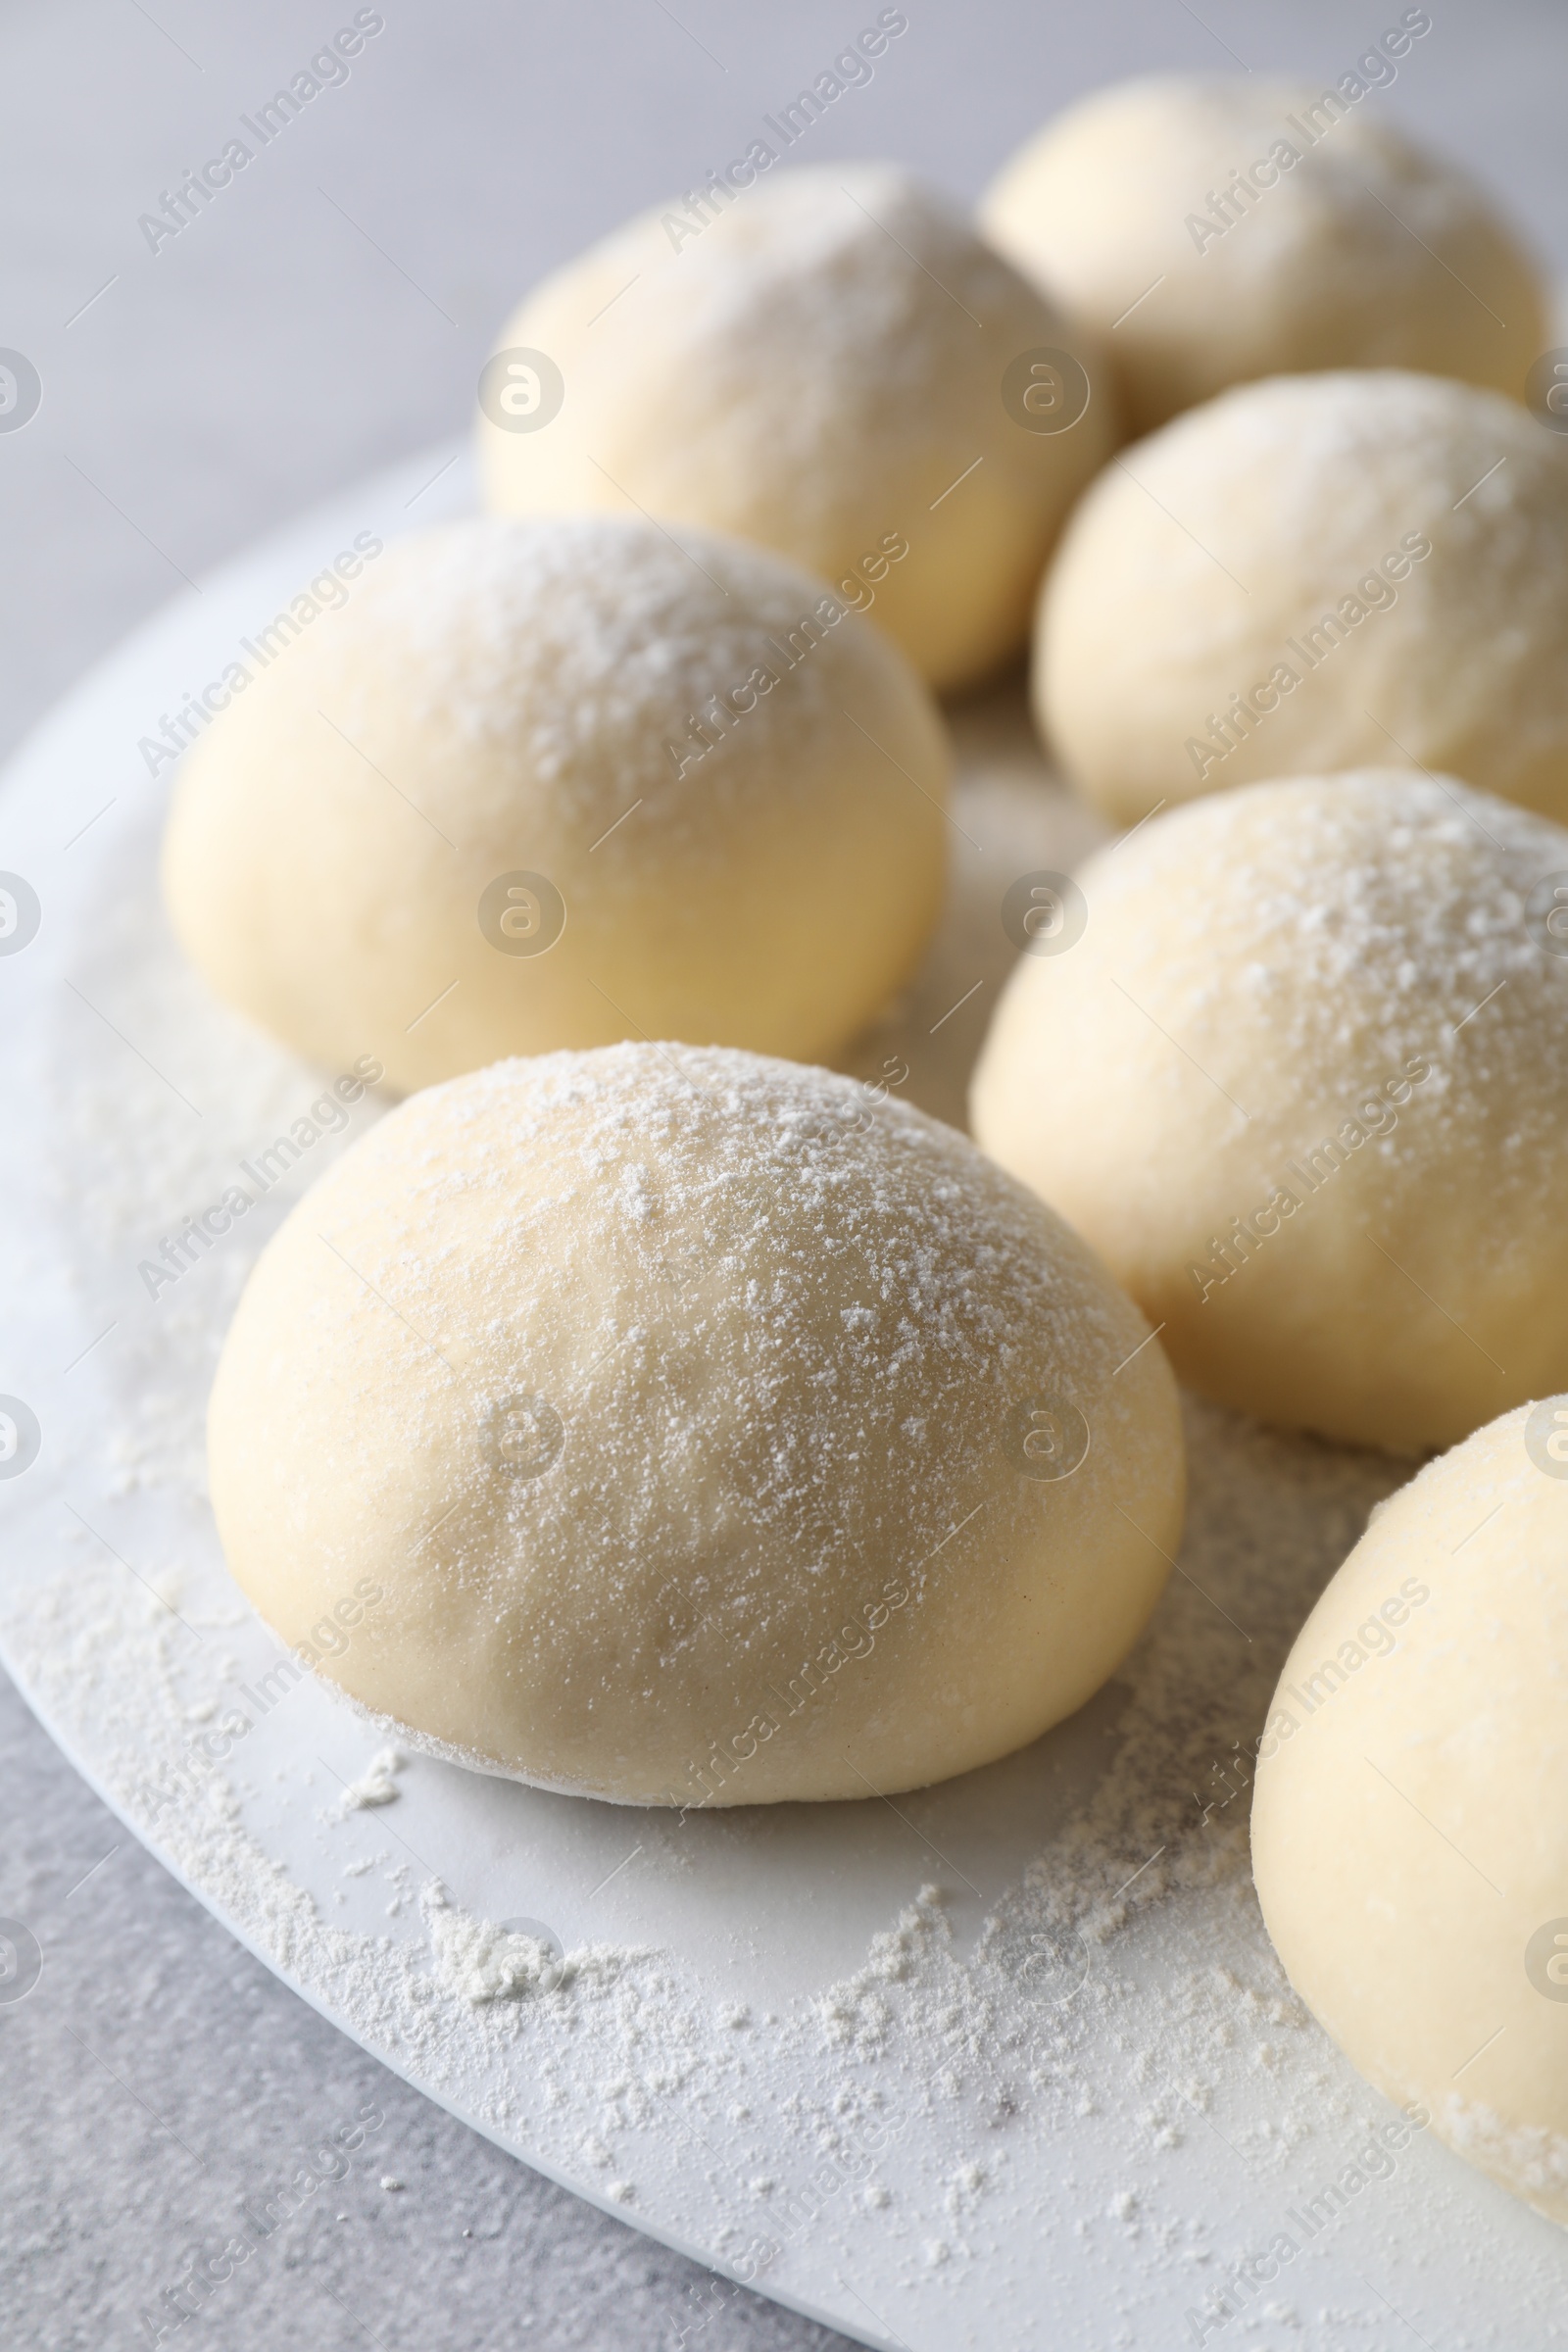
477,164 -> 1119,693
1038,369 -> 1568,830
163,515 -> 948,1094
209,1046 -> 1185,1805
971,769 -> 1568,1455
981,75 -> 1545,436
1253,1401 -> 1568,2225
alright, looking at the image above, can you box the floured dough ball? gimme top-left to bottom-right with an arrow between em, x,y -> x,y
1252,1400 -> 1568,2225
477,164 -> 1119,693
981,74 -> 1545,435
1038,370 -> 1568,829
971,769 -> 1568,1454
209,1046 -> 1184,1805
162,515 -> 948,1094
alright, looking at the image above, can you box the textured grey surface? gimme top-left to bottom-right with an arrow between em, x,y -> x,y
2,2 -> 1565,2345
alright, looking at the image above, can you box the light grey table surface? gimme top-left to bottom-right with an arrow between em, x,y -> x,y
3,3 -> 1565,2346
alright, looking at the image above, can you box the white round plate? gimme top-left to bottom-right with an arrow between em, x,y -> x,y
0,445 -> 1561,2350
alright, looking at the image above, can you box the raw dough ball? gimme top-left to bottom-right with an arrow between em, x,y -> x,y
981,74 -> 1545,435
209,1046 -> 1184,1805
163,515 -> 948,1094
1037,370 -> 1568,829
971,769 -> 1568,1454
477,164 -> 1119,693
1252,1400 -> 1568,2225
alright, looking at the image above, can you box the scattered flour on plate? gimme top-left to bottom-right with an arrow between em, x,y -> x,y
422,1886 -> 572,2005
338,1747 -> 403,1811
